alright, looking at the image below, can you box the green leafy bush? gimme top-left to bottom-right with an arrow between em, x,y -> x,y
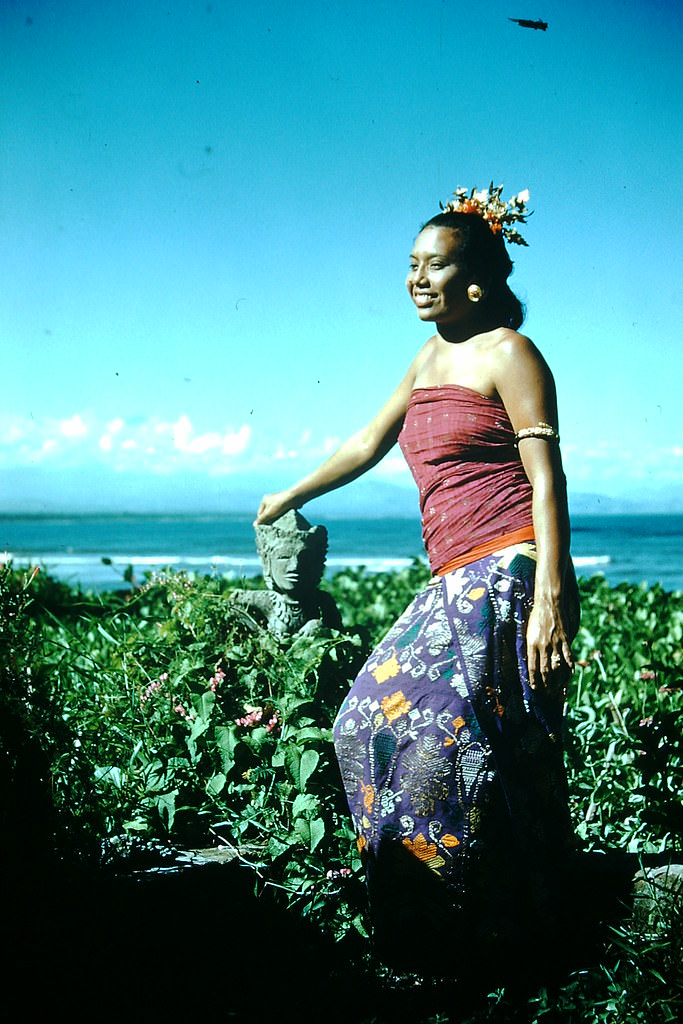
2,560 -> 682,1021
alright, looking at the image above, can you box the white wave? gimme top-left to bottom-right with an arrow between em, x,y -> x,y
4,552 -> 262,568
327,556 -> 417,570
573,555 -> 611,567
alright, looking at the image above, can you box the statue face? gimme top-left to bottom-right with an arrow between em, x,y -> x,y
266,545 -> 322,595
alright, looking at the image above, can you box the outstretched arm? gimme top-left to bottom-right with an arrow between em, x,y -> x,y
493,332 -> 573,690
255,352 -> 424,525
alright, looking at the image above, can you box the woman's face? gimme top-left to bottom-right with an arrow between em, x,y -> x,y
406,226 -> 471,325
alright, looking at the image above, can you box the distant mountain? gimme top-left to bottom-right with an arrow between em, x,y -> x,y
570,487 -> 683,516
0,465 -> 420,518
568,492 -> 638,516
2,465 -> 681,517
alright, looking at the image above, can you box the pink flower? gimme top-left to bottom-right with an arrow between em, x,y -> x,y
326,867 -> 352,880
141,678 -> 165,705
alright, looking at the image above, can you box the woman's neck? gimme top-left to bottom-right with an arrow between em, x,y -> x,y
437,314 -> 493,345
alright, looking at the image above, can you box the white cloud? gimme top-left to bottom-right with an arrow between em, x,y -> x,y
271,443 -> 298,461
0,411 -> 254,472
6,413 -> 676,497
171,415 -> 251,458
222,424 -> 250,455
60,414 -> 88,439
172,414 -> 193,450
0,422 -> 25,444
369,455 -> 412,481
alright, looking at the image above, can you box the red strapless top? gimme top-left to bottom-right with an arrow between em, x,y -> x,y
398,385 -> 534,572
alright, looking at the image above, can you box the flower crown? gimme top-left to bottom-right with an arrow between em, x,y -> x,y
439,183 -> 531,246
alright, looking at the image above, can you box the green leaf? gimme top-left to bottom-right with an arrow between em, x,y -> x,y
299,749 -> 320,791
96,623 -> 118,645
94,765 -> 124,789
268,836 -> 292,859
194,690 -> 216,722
292,793 -> 319,816
294,818 -> 310,845
293,726 -> 328,743
284,744 -> 302,788
271,746 -> 286,767
123,816 -> 148,833
206,772 -> 226,797
215,725 -> 239,773
352,913 -> 369,938
309,816 -> 325,852
155,789 -> 178,831
189,714 -> 211,743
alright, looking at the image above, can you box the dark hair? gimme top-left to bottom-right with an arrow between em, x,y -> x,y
422,211 -> 525,330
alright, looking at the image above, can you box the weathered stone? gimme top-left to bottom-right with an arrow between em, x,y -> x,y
631,862 -> 683,932
230,509 -> 342,637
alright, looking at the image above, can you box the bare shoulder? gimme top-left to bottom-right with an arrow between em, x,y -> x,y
488,329 -> 552,378
368,335 -> 438,435
413,333 -> 439,370
405,333 -> 439,385
489,329 -> 558,419
488,328 -> 536,359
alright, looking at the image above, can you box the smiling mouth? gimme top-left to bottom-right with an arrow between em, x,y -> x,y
413,293 -> 436,306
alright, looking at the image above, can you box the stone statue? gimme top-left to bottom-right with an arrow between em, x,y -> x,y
230,509 -> 342,638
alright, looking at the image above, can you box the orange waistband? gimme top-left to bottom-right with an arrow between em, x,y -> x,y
435,525 -> 536,576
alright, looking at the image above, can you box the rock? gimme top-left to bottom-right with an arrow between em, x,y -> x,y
229,509 -> 342,637
632,862 -> 683,931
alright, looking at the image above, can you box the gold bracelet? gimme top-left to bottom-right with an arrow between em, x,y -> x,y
514,421 -> 560,445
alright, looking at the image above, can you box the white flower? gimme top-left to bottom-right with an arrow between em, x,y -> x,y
474,189 -> 489,203
517,188 -> 530,204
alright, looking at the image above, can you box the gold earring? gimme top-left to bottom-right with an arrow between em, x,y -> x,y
467,284 -> 483,303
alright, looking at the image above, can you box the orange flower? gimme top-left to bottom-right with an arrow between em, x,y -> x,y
381,690 -> 412,723
360,782 -> 375,813
452,715 -> 465,734
372,654 -> 400,684
402,833 -> 437,861
441,184 -> 531,246
356,835 -> 367,853
442,833 -> 461,848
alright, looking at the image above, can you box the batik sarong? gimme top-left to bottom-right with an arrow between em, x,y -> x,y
332,542 -> 580,972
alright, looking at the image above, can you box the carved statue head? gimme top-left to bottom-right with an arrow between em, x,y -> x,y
254,509 -> 328,596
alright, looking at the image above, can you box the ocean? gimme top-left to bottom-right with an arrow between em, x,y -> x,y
1,513 -> 682,594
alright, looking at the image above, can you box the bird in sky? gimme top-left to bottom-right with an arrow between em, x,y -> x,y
508,17 -> 548,31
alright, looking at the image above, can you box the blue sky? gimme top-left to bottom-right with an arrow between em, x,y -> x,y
2,0 -> 682,514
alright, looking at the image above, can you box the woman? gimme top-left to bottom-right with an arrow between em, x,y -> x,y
256,186 -> 580,974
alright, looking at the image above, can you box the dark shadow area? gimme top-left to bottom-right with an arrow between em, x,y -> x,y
3,853 -> 369,1020
2,833 -> 679,1023
1,697 -> 677,1023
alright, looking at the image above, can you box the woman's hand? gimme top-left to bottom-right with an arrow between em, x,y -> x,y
526,597 -> 574,692
254,490 -> 298,526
